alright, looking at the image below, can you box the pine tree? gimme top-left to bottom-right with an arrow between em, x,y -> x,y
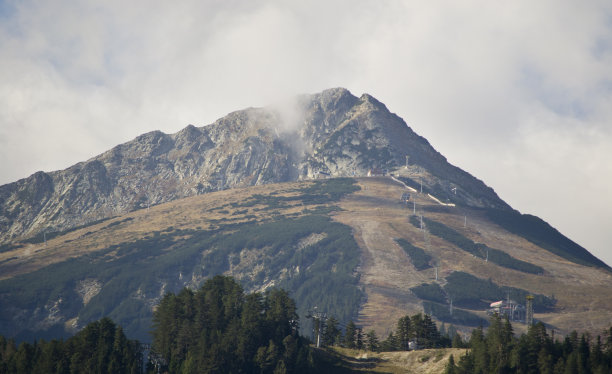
366,330 -> 379,352
151,292 -> 179,363
486,313 -> 510,372
537,347 -> 554,374
565,351 -> 579,374
396,315 -> 412,350
32,339 -> 64,374
577,334 -> 590,374
13,342 -> 35,374
344,321 -> 357,349
605,327 -> 612,357
323,317 -> 341,347
149,276 -> 313,373
423,314 -> 440,348
356,328 -> 364,350
411,313 -> 425,348
511,334 -> 528,373
96,317 -> 116,373
265,288 -> 298,343
445,354 -> 456,374
239,292 -> 265,363
455,350 -> 475,374
452,333 -> 464,348
470,325 -> 489,374
381,332 -> 398,352
255,340 -> 279,373
108,325 -> 128,373
281,335 -> 298,373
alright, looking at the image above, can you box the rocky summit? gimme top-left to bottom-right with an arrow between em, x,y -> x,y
0,88 -> 507,244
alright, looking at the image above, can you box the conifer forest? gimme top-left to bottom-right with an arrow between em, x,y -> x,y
1,276 -> 611,373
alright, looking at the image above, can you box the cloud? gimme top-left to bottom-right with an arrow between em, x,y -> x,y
0,0 -> 611,265
497,116 -> 612,264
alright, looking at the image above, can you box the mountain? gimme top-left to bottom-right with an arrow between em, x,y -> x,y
0,88 -> 507,244
0,88 -> 610,342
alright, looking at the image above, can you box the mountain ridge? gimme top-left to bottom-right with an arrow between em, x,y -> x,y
0,88 -> 509,244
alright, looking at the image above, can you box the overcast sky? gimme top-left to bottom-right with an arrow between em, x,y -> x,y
1,0 -> 611,266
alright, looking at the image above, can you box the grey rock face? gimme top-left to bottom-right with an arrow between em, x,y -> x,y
0,88 -> 509,242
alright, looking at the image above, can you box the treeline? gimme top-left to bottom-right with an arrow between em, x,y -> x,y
446,314 -> 612,374
0,317 -> 141,374
316,312 -> 461,352
0,276 -> 320,374
378,313 -> 461,352
151,276 -> 314,373
3,274 -> 612,374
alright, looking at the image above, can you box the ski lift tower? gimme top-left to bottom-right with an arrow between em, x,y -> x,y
306,307 -> 327,348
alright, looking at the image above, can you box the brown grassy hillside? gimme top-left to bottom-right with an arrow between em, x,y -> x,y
335,176 -> 612,337
1,176 -> 611,338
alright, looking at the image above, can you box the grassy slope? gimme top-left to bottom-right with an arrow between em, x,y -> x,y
333,175 -> 612,337
1,175 -> 611,342
0,179 -> 363,341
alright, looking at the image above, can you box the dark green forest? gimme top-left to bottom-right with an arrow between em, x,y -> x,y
0,276 -> 317,374
150,276 -> 314,373
445,315 -> 612,374
1,277 -> 611,373
0,317 -> 141,374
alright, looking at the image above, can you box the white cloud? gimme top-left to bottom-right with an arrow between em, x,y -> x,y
0,0 -> 611,265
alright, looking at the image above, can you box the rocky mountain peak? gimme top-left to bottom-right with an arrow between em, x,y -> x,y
358,92 -> 387,109
0,88 -> 510,243
172,124 -> 202,143
313,87 -> 357,107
